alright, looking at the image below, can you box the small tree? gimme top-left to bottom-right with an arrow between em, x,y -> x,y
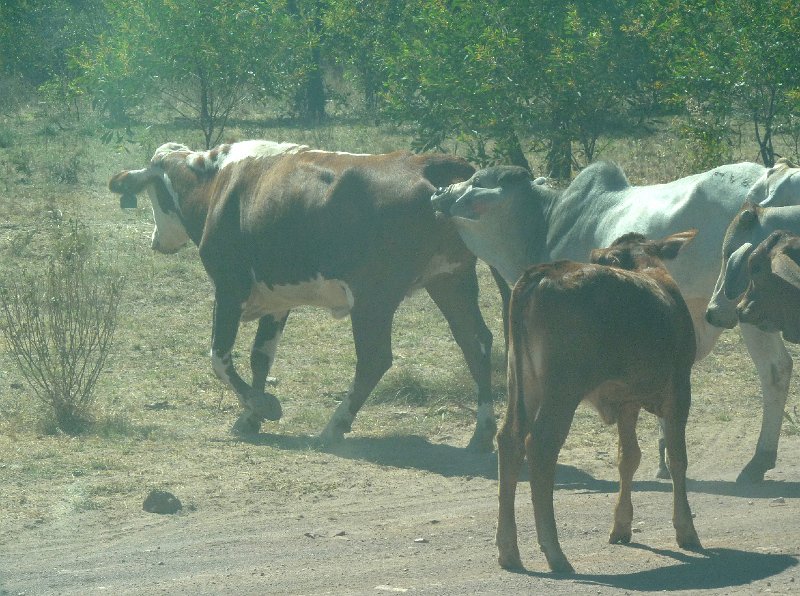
0,223 -> 125,433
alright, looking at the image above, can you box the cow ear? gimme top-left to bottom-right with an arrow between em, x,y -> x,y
723,242 -> 754,300
655,228 -> 698,260
771,253 -> 800,291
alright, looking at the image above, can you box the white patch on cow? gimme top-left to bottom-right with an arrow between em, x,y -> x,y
305,149 -> 372,157
218,140 -> 308,169
146,181 -> 190,254
211,349 -> 237,392
409,254 -> 464,293
319,397 -> 354,443
241,274 -> 353,322
152,142 -> 190,162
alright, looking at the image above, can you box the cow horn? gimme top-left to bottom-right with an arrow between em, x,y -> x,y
723,242 -> 754,300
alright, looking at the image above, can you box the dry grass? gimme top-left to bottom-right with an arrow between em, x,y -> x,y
1,106 -> 798,538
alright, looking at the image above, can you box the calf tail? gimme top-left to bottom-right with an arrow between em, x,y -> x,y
508,266 -> 547,439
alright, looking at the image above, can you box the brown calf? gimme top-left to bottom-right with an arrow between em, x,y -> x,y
495,230 -> 702,573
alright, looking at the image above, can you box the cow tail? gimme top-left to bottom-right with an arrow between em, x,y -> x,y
508,267 -> 545,440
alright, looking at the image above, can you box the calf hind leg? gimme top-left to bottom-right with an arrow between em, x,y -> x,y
528,401 -> 578,573
664,379 -> 701,549
610,405 -> 641,544
495,417 -> 525,569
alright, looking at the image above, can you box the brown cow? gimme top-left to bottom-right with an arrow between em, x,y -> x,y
731,230 -> 800,343
495,230 -> 702,573
109,140 -> 498,450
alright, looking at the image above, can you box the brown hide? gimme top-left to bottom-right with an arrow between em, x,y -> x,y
495,231 -> 700,573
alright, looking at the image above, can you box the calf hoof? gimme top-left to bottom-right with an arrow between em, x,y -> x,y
609,527 -> 632,545
246,390 -> 282,422
545,552 -> 575,574
736,449 -> 777,484
497,551 -> 524,571
677,528 -> 703,551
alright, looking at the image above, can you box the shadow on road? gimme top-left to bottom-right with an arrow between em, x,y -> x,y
513,546 -> 797,592
244,432 -> 800,499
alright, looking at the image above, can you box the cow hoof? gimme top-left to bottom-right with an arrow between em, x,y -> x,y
736,449 -> 777,484
467,418 -> 498,453
246,390 -> 282,422
231,413 -> 262,436
316,427 -> 345,447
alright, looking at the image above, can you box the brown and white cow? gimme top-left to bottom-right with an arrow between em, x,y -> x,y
495,230 -> 701,573
109,140 -> 498,449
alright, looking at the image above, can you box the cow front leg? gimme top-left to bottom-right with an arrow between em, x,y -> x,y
738,324 -> 792,483
610,405 -> 641,544
318,304 -> 395,444
655,421 -> 671,479
426,267 -> 495,452
210,296 -> 282,436
250,311 -> 289,393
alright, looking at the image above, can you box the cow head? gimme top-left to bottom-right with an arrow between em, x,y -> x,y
431,165 -> 549,284
109,143 -> 194,254
705,202 -> 764,328
736,230 -> 800,343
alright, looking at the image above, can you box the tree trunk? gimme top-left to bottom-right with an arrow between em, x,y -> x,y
547,107 -> 573,180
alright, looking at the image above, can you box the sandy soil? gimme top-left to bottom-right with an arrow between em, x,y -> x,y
2,425 -> 798,595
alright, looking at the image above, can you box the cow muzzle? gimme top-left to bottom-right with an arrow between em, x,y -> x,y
431,186 -> 457,214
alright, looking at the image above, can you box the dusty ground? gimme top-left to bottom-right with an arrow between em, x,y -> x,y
1,421 -> 798,595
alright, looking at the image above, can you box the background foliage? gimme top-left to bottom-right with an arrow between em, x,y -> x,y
1,1 -> 798,172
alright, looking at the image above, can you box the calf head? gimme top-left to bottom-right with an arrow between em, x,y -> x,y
590,229 -> 698,270
109,142 -> 195,254
737,230 -> 800,343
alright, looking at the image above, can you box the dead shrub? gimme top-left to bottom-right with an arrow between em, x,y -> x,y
0,222 -> 125,433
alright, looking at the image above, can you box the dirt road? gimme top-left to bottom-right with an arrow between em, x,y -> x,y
2,427 -> 798,595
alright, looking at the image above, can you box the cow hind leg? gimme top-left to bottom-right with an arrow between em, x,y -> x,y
317,302 -> 396,445
250,311 -> 289,393
610,405 -> 641,544
426,267 -> 495,452
210,296 -> 282,436
738,324 -> 792,483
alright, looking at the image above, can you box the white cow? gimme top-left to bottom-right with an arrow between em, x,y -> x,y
432,160 -> 798,483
